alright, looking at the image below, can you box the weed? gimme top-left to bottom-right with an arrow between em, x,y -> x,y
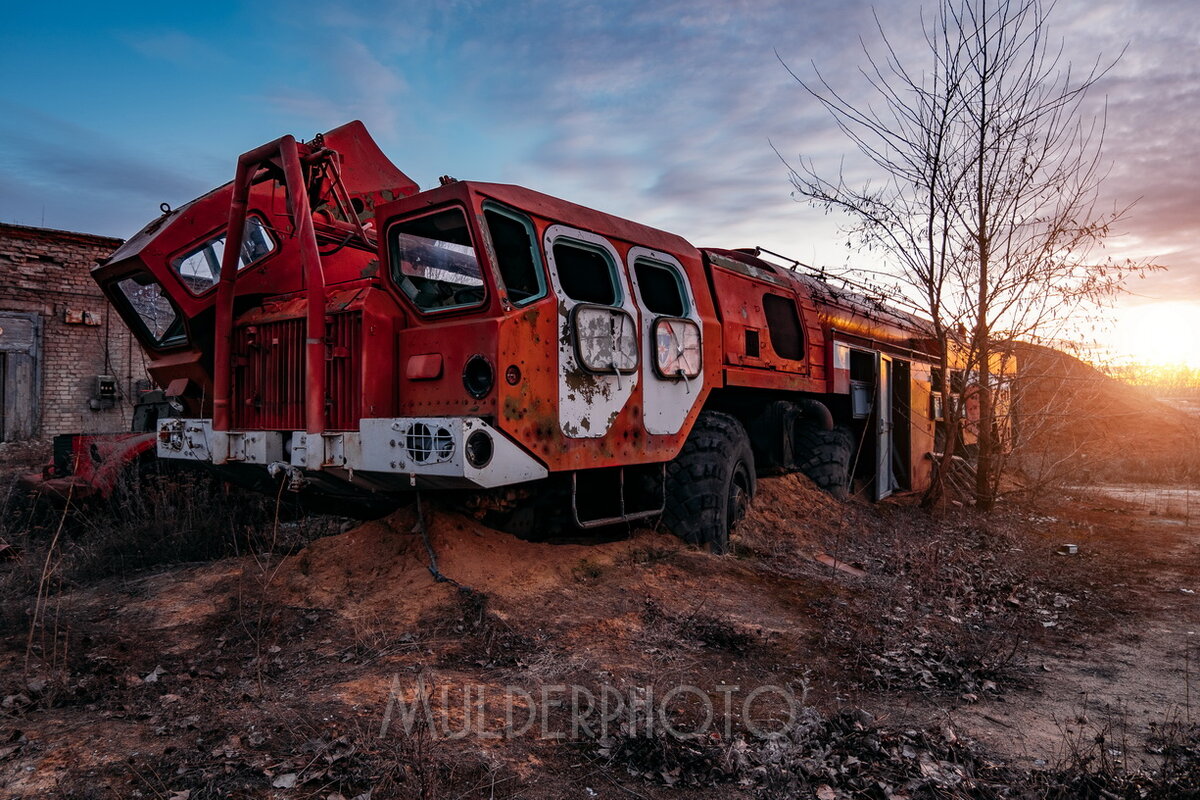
571,557 -> 605,582
641,599 -> 758,653
345,609 -> 419,662
624,541 -> 680,565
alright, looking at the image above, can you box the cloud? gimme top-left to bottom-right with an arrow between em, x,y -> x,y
368,0 -> 867,249
0,101 -> 210,235
265,34 -> 410,140
5,0 -> 1196,308
118,29 -> 231,68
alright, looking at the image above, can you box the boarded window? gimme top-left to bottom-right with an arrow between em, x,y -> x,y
553,241 -> 618,305
763,293 -> 804,361
633,258 -> 686,316
484,206 -> 545,305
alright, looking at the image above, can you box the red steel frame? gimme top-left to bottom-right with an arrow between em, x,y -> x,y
212,136 -> 329,436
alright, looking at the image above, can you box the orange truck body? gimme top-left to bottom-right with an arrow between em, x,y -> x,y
76,121 -> 957,525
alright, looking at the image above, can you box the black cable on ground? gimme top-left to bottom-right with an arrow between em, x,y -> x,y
412,491 -> 474,593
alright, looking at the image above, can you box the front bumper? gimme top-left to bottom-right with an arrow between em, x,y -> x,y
156,417 -> 548,489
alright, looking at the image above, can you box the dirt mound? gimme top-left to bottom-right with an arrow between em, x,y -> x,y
743,472 -> 853,537
1011,342 -> 1200,484
274,504 -> 668,624
275,473 -> 846,626
6,459 -> 1197,798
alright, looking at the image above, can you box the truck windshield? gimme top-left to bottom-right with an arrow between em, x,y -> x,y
170,216 -> 276,295
388,208 -> 485,312
112,273 -> 187,348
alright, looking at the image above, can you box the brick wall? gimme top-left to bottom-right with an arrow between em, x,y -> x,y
0,223 -> 151,438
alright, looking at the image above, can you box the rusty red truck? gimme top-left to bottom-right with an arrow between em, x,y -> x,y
63,121 -> 947,550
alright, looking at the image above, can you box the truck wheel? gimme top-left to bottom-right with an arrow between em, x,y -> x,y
493,477 -> 572,542
793,423 -> 853,499
663,411 -> 755,554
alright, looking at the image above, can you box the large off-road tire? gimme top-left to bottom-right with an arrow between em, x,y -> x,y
490,476 -> 572,542
792,423 -> 853,499
663,411 -> 755,554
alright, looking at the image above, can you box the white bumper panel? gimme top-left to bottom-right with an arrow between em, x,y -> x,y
354,417 -> 547,488
158,417 -> 547,489
157,419 -> 284,465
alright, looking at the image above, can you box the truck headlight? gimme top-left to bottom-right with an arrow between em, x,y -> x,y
463,354 -> 494,398
653,317 -> 702,379
464,430 -> 494,468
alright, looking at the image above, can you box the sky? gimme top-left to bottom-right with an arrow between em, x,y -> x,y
1,0 -> 1197,367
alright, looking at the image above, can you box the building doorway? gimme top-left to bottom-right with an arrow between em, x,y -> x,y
0,312 -> 41,441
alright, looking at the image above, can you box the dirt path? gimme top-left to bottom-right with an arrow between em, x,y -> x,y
957,488 -> 1200,769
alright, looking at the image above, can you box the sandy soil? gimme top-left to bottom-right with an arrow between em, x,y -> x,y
0,472 -> 1196,798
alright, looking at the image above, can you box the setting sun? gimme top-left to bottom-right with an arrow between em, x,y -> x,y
1105,301 -> 1200,369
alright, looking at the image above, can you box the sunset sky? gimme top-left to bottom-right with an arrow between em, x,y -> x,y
1,0 -> 1196,367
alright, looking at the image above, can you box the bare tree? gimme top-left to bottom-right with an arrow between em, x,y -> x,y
780,0 -> 1158,509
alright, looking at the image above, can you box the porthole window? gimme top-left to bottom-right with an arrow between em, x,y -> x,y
763,293 -> 805,361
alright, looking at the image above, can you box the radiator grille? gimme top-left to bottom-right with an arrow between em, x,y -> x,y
324,313 -> 362,431
232,312 -> 362,431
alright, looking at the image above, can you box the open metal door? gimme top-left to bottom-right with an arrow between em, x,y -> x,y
874,353 -> 895,500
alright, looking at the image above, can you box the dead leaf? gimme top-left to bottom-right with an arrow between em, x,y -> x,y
272,772 -> 298,789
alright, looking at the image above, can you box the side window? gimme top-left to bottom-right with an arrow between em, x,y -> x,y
633,258 -> 686,316
630,255 -> 701,380
483,205 -> 545,305
388,207 -> 486,312
170,216 -> 276,295
763,293 -> 805,361
112,274 -> 187,348
552,241 -> 619,305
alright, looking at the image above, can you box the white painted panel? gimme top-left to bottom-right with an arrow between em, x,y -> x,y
626,247 -> 703,435
543,225 -> 639,438
357,417 -> 547,487
158,418 -> 216,463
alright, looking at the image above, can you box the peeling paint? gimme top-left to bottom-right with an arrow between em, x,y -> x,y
545,225 -> 639,440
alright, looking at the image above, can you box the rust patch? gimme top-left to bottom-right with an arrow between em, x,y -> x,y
564,368 -> 606,403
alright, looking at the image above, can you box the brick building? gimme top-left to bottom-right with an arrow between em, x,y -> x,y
0,223 -> 151,441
